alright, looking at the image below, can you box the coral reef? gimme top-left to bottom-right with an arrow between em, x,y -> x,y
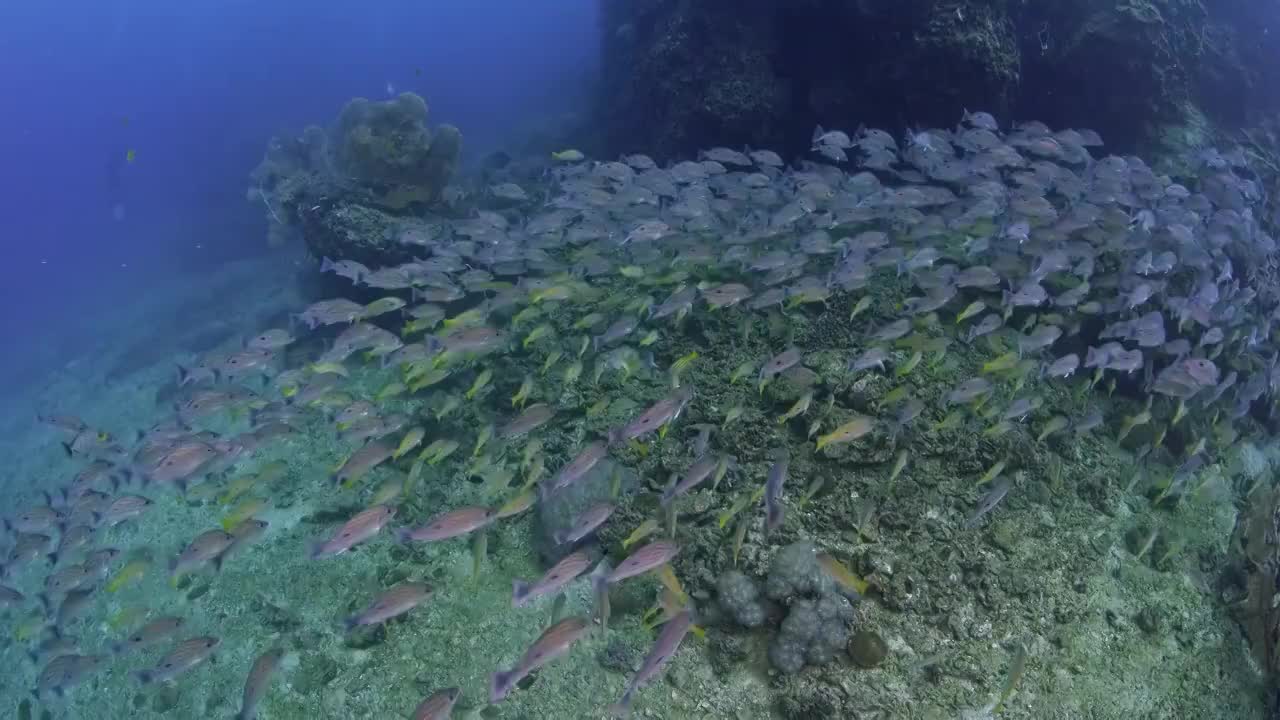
247,93 -> 462,258
714,570 -> 766,628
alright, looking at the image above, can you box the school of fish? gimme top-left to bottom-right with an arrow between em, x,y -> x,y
4,109 -> 1279,717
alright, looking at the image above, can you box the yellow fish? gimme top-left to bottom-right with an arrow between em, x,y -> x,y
849,296 -> 872,320
815,416 -> 874,451
496,487 -> 537,519
551,148 -> 585,162
466,369 -> 493,399
976,458 -> 1006,486
106,559 -> 150,593
540,350 -> 563,376
393,427 -> 425,460
472,424 -> 493,458
671,351 -> 699,375
815,552 -> 870,596
308,361 -> 349,378
376,381 -> 407,401
126,148 -> 136,163
982,352 -> 1019,374
622,518 -> 659,549
370,477 -> 404,506
586,397 -> 611,417
655,564 -> 689,606
777,391 -> 813,424
522,324 -> 554,349
217,474 -> 257,505
511,376 -> 533,408
955,300 -> 986,325
220,497 -> 267,531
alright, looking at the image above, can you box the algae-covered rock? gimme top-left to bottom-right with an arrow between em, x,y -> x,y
848,629 -> 888,668
248,92 -> 463,258
333,93 -> 460,194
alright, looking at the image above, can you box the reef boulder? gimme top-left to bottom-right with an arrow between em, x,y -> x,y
248,93 -> 462,258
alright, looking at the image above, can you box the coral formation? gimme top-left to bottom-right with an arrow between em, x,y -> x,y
767,594 -> 855,674
247,93 -> 462,256
714,570 -> 766,628
761,542 -> 855,673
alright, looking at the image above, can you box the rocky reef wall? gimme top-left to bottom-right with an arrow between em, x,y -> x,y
595,0 -> 1280,160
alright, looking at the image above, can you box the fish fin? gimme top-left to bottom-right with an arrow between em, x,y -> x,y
46,552 -> 58,567
133,670 -> 153,685
36,593 -> 51,613
61,442 -> 73,458
306,540 -> 328,560
511,579 -> 530,607
550,529 -> 568,545
489,670 -> 514,703
320,256 -> 335,273
811,125 -> 825,144
211,553 -> 225,573
589,559 -> 612,597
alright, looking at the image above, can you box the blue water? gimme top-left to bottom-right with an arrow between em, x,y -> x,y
0,0 -> 596,376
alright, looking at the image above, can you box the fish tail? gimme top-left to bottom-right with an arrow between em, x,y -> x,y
320,256 -> 335,273
394,528 -> 414,545
590,559 -> 612,597
511,579 -> 531,607
307,540 -> 328,560
607,692 -> 634,718
489,669 -> 515,703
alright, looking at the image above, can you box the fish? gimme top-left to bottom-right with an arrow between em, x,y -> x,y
499,404 -> 556,439
332,440 -> 395,486
169,529 -> 236,577
543,441 -> 609,497
596,540 -> 680,589
36,653 -> 105,698
398,506 -> 497,542
220,497 -> 267,531
759,348 -> 802,383
763,450 -> 791,532
553,502 -> 616,545
965,476 -> 1013,528
607,609 -> 696,717
393,428 -> 426,460
134,636 -> 220,684
309,505 -> 397,559
489,616 -> 592,703
512,550 -> 593,607
106,558 -> 150,593
815,416 -> 874,451
608,387 -> 694,444
236,648 -> 285,720
816,552 -> 870,597
345,583 -> 433,630
661,454 -> 721,505
413,687 -> 462,720
945,378 -> 993,405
